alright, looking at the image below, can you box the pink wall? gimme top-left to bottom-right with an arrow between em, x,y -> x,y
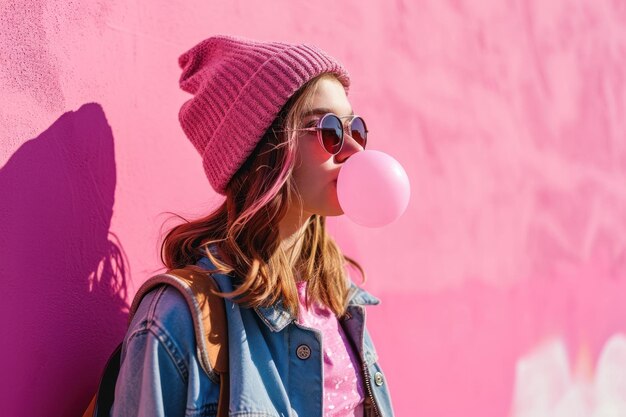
1,1 -> 625,416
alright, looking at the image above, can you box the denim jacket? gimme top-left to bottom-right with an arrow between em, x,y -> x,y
110,254 -> 395,417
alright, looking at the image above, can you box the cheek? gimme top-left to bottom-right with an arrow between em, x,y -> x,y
292,165 -> 328,208
292,167 -> 320,197
294,141 -> 332,178
291,138 -> 337,202
299,133 -> 334,161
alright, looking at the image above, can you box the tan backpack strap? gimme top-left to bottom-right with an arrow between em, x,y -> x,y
167,268 -> 229,374
129,268 -> 229,378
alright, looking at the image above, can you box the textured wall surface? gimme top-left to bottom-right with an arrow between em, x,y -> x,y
1,1 -> 626,416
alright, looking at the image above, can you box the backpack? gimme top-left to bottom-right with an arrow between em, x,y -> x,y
82,267 -> 229,417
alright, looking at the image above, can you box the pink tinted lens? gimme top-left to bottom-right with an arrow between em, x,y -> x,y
319,114 -> 343,154
350,116 -> 367,148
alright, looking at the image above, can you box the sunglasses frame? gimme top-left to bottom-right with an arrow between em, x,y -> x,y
295,113 -> 368,155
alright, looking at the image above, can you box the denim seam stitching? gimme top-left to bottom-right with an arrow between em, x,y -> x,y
125,326 -> 187,383
146,284 -> 168,327
149,321 -> 190,381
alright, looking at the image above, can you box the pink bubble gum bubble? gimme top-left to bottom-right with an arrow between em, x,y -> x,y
337,150 -> 410,227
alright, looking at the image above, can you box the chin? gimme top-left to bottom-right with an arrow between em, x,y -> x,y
309,202 -> 343,217
326,202 -> 345,217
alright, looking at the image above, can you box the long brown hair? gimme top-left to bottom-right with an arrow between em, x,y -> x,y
160,73 -> 366,318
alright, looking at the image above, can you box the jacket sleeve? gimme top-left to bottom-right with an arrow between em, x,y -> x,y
110,326 -> 187,417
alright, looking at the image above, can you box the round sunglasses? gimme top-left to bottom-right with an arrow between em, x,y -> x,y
294,113 -> 368,155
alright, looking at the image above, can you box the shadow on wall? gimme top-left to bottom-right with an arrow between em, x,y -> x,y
0,103 -> 129,417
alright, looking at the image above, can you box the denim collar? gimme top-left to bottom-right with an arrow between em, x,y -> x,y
196,254 -> 380,333
255,281 -> 380,332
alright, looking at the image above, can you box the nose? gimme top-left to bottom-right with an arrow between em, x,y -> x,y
334,127 -> 364,164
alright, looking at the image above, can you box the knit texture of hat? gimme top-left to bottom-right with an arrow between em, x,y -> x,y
177,34 -> 351,195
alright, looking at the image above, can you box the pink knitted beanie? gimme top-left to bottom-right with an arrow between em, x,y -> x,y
177,34 -> 351,195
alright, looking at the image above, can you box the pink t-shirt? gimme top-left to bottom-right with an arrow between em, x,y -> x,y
295,281 -> 365,416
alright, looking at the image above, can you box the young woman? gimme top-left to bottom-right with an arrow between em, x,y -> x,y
110,34 -> 395,417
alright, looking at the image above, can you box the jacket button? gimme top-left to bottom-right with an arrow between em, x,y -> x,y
374,371 -> 384,386
296,344 -> 311,360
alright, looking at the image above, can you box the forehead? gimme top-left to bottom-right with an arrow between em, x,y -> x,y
303,78 -> 353,119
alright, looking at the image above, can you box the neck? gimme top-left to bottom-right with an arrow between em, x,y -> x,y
278,206 -> 312,282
